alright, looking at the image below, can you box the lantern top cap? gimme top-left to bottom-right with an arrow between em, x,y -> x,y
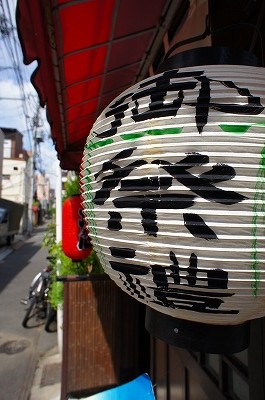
157,46 -> 262,73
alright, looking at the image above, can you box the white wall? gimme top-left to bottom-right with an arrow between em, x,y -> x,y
2,158 -> 28,203
0,129 -> 4,197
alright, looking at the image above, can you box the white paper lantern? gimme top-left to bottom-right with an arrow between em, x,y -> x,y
80,60 -> 265,329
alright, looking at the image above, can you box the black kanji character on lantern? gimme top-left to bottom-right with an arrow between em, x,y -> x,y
167,251 -> 229,290
151,153 -> 246,205
108,211 -> 122,231
150,251 -> 237,313
111,151 -> 247,238
93,147 -> 147,206
108,246 -> 238,314
94,69 -> 264,138
77,208 -> 92,251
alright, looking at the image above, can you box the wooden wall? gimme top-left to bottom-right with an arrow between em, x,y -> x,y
61,276 -> 149,399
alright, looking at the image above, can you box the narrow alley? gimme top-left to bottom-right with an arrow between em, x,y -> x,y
0,225 -> 59,400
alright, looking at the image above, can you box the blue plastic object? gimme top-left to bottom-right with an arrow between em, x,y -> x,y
75,374 -> 156,400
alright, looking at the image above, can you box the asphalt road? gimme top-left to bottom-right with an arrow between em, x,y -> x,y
0,224 -> 57,400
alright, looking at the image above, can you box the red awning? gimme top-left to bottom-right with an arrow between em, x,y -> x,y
16,0 -> 180,170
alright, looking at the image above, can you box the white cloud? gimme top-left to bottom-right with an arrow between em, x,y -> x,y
0,78 -> 34,135
0,0 -> 58,188
0,77 -> 59,188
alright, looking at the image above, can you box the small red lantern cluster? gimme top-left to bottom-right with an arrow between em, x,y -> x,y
62,195 -> 92,261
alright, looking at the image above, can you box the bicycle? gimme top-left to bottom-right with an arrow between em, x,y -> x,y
21,256 -> 57,332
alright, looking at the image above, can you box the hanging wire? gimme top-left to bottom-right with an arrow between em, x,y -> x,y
0,0 -> 35,149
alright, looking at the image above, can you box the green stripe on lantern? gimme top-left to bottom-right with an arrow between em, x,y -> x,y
252,145 -> 265,296
86,138 -> 114,151
220,123 -> 265,133
121,127 -> 183,141
219,124 -> 251,133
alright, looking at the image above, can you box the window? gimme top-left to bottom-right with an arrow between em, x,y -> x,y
3,139 -> 11,158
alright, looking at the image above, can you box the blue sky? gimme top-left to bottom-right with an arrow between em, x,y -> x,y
0,0 -> 58,187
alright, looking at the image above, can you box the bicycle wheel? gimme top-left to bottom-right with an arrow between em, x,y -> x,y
44,303 -> 57,332
22,297 -> 38,328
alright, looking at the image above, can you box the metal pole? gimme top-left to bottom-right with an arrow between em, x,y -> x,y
55,159 -> 63,354
27,133 -> 36,234
55,160 -> 62,243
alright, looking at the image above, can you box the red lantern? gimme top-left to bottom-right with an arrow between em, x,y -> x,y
62,195 -> 92,261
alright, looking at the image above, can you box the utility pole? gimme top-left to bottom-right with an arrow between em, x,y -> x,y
27,153 -> 34,234
27,108 -> 40,234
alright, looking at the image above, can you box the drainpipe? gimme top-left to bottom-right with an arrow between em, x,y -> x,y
55,159 -> 63,354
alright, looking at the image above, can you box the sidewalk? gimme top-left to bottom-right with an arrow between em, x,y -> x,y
24,225 -> 62,400
30,345 -> 61,400
0,223 -> 62,400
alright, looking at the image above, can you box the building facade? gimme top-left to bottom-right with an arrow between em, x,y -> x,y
0,129 -> 4,197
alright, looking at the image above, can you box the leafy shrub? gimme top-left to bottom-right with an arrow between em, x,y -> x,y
42,174 -> 104,308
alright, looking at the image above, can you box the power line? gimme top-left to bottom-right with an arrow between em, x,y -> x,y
0,0 -> 37,150
0,0 -> 56,185
0,96 -> 25,100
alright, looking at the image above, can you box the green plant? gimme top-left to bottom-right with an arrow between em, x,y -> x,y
63,173 -> 80,201
43,173 -> 105,308
42,205 -> 104,309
